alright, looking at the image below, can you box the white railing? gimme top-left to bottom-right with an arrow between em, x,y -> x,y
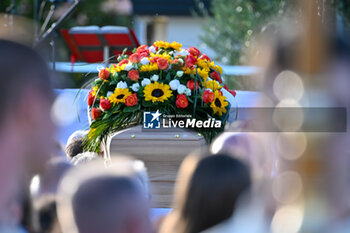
49,62 -> 261,76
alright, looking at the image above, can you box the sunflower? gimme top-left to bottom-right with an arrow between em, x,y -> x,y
154,41 -> 182,51
139,63 -> 158,72
144,82 -> 173,103
210,90 -> 229,116
204,80 -> 222,91
109,88 -> 132,104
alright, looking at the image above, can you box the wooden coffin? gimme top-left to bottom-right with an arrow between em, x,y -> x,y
108,125 -> 206,207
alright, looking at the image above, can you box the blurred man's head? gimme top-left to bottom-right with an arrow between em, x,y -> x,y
32,157 -> 72,197
70,152 -> 101,165
0,39 -> 54,174
72,176 -> 151,233
57,159 -> 151,233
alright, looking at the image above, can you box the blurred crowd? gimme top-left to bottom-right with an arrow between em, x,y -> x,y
0,1 -> 350,233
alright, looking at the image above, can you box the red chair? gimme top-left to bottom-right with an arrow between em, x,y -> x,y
61,26 -> 140,64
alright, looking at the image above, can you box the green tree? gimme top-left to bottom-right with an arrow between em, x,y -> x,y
200,0 -> 289,65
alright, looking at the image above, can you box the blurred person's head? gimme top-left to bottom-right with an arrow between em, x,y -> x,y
109,156 -> 149,199
161,152 -> 251,233
29,158 -> 71,233
31,157 -> 72,197
34,195 -> 61,233
57,159 -> 151,233
65,138 -> 85,159
0,39 -> 54,223
72,176 -> 150,233
211,132 -> 273,180
70,152 -> 101,165
66,130 -> 88,145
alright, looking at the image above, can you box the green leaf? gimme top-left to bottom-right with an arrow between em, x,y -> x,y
142,100 -> 154,107
123,104 -> 140,113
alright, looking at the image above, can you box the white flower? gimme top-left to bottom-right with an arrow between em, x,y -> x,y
131,83 -> 140,92
125,63 -> 133,71
117,81 -> 128,89
177,84 -> 187,94
140,57 -> 150,65
107,91 -> 113,97
149,46 -> 156,54
184,88 -> 192,96
178,58 -> 184,64
176,71 -> 184,78
141,78 -> 151,87
175,49 -> 189,57
151,74 -> 159,82
169,79 -> 180,90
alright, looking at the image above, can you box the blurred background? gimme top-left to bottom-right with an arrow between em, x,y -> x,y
1,0 -> 349,90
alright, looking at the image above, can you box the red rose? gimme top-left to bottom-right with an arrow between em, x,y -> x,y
129,53 -> 141,63
125,93 -> 138,106
186,80 -> 199,90
185,54 -> 197,68
224,84 -> 236,97
100,98 -> 111,111
128,70 -> 139,81
136,45 -> 148,53
202,90 -> 215,103
91,108 -> 101,120
211,71 -> 222,83
176,94 -> 188,108
87,91 -> 95,106
98,69 -> 110,80
171,59 -> 183,70
188,47 -> 201,57
157,58 -> 169,70
138,51 -> 149,59
199,54 -> 211,61
150,56 -> 159,63
118,59 -> 128,66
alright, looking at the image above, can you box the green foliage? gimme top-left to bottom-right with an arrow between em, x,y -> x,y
200,0 -> 289,65
336,0 -> 350,29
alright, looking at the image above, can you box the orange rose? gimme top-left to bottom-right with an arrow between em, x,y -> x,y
138,51 -> 148,59
98,69 -> 110,80
136,45 -> 148,53
176,94 -> 188,108
128,70 -> 139,81
129,53 -> 141,63
157,58 -> 169,70
125,93 -> 138,106
202,90 -> 215,103
91,108 -> 102,120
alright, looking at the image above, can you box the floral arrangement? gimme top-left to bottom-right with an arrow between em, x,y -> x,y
85,41 -> 236,152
